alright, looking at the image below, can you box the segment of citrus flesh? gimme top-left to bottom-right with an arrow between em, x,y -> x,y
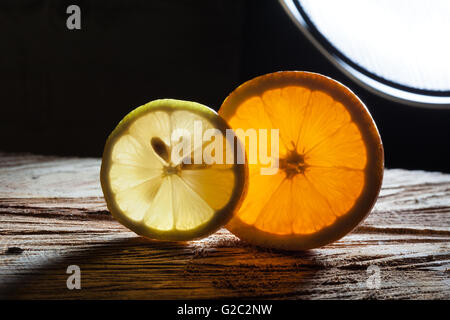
100,99 -> 247,241
219,72 -> 383,250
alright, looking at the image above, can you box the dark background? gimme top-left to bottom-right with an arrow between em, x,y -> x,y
1,0 -> 449,172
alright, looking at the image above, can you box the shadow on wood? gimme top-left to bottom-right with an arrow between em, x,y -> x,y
2,236 -> 318,299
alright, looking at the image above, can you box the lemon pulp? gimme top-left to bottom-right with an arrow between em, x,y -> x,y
100,99 -> 247,241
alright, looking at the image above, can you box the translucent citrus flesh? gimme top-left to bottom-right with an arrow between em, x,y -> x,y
101,100 -> 244,239
219,72 -> 381,244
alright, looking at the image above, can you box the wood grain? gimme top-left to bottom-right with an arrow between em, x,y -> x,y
0,152 -> 449,299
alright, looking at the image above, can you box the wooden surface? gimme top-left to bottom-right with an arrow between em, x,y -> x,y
0,152 -> 449,299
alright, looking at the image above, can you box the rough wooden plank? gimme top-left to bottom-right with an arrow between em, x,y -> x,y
0,153 -> 449,299
0,152 -> 102,198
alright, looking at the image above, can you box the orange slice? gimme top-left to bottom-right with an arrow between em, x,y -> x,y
219,71 -> 384,250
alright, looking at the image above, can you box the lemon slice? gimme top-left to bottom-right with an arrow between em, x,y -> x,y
100,99 -> 247,241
